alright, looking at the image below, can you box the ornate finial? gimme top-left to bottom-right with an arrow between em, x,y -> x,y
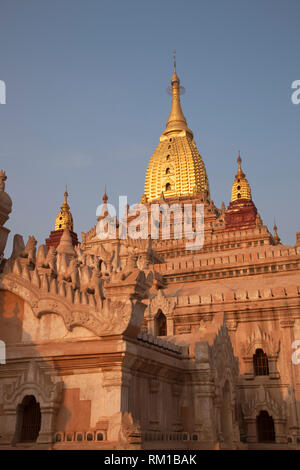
171,51 -> 179,84
62,186 -> 70,210
274,219 -> 281,245
173,50 -> 176,72
0,170 -> 7,192
236,152 -> 245,179
97,187 -> 109,221
64,185 -> 68,205
163,54 -> 193,138
103,186 -> 108,204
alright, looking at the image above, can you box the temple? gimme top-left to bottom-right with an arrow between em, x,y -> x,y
1,62 -> 300,450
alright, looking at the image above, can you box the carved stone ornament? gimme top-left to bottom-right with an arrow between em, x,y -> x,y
3,360 -> 63,412
242,385 -> 287,421
240,325 -> 280,358
149,288 -> 176,318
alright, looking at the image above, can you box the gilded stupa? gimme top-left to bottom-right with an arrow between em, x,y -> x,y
55,188 -> 74,231
231,153 -> 252,202
225,152 -> 258,230
143,58 -> 210,202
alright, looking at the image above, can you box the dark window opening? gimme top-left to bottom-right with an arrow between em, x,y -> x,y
17,395 -> 41,443
257,411 -> 275,442
253,348 -> 269,376
155,309 -> 167,336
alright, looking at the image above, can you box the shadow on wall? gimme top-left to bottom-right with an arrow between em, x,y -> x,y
0,287 -> 75,448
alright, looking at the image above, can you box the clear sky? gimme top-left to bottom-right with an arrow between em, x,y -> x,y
0,0 -> 299,254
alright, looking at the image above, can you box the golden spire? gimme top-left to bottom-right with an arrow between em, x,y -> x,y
236,151 -> 245,179
162,52 -> 193,138
231,152 -> 252,202
61,185 -> 70,211
55,186 -> 74,231
144,57 -> 210,202
273,221 -> 281,245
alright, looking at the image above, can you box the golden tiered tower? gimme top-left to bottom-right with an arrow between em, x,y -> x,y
143,61 -> 210,202
231,153 -> 252,202
55,188 -> 74,231
46,188 -> 78,249
225,153 -> 258,230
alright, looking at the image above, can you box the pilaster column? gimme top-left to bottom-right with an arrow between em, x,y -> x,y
147,317 -> 155,335
245,418 -> 256,443
280,318 -> 300,434
148,378 -> 160,430
193,382 -> 215,441
268,356 -> 279,379
171,383 -> 183,431
4,408 -> 19,445
166,316 -> 174,336
37,405 -> 59,445
274,418 -> 288,444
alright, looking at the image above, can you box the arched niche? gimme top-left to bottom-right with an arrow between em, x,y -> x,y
154,309 -> 167,336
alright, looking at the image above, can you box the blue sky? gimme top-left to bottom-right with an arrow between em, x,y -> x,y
0,0 -> 299,254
